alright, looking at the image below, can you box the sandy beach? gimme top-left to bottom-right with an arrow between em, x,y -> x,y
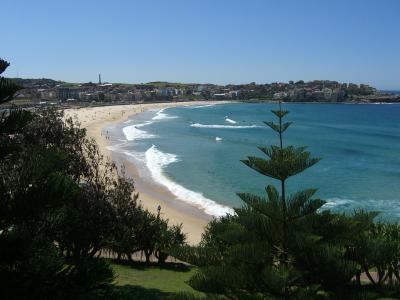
65,101 -> 229,244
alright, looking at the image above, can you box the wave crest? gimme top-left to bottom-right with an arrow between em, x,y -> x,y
190,123 -> 259,129
152,108 -> 178,120
190,104 -> 217,108
225,117 -> 237,124
122,121 -> 156,141
145,145 -> 233,217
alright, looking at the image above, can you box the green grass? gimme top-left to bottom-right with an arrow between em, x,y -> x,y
111,261 -> 203,299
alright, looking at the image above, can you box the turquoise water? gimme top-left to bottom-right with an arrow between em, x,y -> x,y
108,103 -> 400,220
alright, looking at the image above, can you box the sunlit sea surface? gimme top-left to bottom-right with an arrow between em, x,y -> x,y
107,102 -> 400,220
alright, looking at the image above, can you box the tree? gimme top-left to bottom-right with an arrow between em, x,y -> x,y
0,104 -> 130,298
240,102 -> 322,266
154,220 -> 186,264
175,103 -> 362,299
106,174 -> 139,262
107,201 -> 187,265
344,211 -> 400,290
0,58 -> 22,104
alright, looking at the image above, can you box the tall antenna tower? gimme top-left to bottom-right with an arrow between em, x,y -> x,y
98,74 -> 102,85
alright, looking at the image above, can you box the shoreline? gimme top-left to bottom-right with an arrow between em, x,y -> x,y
9,99 -> 399,112
65,101 -> 231,244
64,100 -> 400,244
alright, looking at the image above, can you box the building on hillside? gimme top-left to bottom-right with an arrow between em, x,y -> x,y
273,92 -> 287,100
212,93 -> 228,99
40,89 -> 57,100
56,88 -> 70,101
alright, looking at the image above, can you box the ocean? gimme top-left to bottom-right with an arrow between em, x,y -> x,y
107,102 -> 400,220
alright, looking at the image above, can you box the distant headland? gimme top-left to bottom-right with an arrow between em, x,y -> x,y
7,78 -> 400,108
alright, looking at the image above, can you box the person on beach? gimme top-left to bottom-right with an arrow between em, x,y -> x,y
157,205 -> 161,218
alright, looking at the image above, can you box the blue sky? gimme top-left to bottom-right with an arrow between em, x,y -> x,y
1,0 -> 399,89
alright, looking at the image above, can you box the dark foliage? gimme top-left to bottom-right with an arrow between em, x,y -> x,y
0,59 -> 187,298
0,107 -> 121,299
0,59 -> 22,104
107,203 -> 186,264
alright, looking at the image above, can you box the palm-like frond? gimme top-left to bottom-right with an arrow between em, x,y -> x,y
264,121 -> 293,134
286,189 -> 326,221
271,109 -> 289,118
237,191 -> 281,221
171,245 -> 222,267
242,145 -> 320,181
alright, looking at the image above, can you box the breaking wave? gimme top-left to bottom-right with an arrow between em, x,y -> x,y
190,123 -> 259,129
145,145 -> 234,217
322,198 -> 355,208
152,108 -> 178,120
322,197 -> 400,219
122,121 -> 156,141
190,104 -> 217,108
225,117 -> 237,124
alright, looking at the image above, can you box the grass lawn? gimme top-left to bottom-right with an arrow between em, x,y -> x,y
110,261 -> 400,300
111,261 -> 204,299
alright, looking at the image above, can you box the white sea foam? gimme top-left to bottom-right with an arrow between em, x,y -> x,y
321,197 -> 400,219
215,137 -> 223,141
145,145 -> 234,217
322,198 -> 355,208
122,121 -> 156,141
225,116 -> 237,124
191,123 -> 259,129
191,104 -> 217,108
323,197 -> 400,211
106,142 -> 127,152
152,108 -> 178,120
106,141 -> 147,165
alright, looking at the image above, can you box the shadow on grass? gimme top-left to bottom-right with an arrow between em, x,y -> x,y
112,284 -> 172,300
110,258 -> 192,272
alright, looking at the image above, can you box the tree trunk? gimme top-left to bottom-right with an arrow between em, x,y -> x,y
144,250 -> 151,264
364,266 -> 376,286
157,251 -> 168,264
281,179 -> 288,266
127,253 -> 133,262
355,271 -> 361,287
